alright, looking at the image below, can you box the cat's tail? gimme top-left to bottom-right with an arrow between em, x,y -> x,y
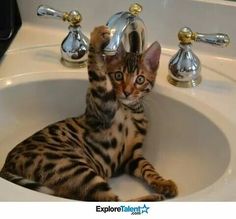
0,171 -> 55,195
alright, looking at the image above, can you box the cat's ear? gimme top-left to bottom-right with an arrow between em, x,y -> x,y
142,41 -> 161,72
105,43 -> 125,65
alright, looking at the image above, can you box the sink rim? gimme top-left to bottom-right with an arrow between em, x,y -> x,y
0,73 -> 235,201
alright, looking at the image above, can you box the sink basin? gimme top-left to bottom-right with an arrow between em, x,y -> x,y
0,74 -> 232,201
117,92 -> 230,199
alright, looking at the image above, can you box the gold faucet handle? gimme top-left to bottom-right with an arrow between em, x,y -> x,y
129,3 -> 142,16
178,27 -> 230,47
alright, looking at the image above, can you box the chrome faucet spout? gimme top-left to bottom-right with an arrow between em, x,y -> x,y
104,3 -> 146,56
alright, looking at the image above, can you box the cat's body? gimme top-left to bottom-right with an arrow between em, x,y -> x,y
0,26 -> 177,201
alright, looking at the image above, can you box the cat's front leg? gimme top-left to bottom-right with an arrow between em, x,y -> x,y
127,155 -> 178,199
88,26 -> 111,86
86,26 -> 118,126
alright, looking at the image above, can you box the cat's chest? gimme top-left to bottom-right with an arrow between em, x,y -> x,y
112,107 -> 148,146
90,106 -> 147,155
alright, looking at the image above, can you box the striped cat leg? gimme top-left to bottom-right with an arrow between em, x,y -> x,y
49,166 -> 120,201
86,26 -> 118,126
88,25 -> 112,92
127,156 -> 178,199
80,174 -> 120,201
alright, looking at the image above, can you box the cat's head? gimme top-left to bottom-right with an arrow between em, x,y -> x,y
106,41 -> 161,106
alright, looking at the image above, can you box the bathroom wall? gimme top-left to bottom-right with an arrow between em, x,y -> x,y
16,0 -> 236,58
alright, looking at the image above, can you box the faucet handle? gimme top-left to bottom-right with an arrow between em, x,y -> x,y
168,27 -> 230,88
37,5 -> 82,27
37,5 -> 65,20
37,5 -> 88,67
178,27 -> 230,47
194,33 -> 230,48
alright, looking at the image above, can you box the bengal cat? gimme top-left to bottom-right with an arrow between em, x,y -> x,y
0,26 -> 177,201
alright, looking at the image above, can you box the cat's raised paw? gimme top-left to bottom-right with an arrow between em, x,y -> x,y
151,179 -> 178,199
90,26 -> 111,51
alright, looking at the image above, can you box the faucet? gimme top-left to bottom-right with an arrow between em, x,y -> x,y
37,5 -> 89,67
168,27 -> 230,88
104,3 -> 146,56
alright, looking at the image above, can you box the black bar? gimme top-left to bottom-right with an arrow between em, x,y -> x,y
0,0 -> 22,59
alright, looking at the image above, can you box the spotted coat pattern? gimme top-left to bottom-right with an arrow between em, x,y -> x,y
0,26 -> 177,201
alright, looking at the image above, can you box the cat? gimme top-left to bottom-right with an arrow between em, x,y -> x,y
0,26 -> 177,201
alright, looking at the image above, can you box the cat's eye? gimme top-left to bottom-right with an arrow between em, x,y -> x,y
114,71 -> 123,81
135,75 -> 145,85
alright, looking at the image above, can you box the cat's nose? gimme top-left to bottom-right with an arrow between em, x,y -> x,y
124,91 -> 131,98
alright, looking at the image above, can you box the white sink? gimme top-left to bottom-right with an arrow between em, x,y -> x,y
1,0 -> 236,200
0,70 -> 235,201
